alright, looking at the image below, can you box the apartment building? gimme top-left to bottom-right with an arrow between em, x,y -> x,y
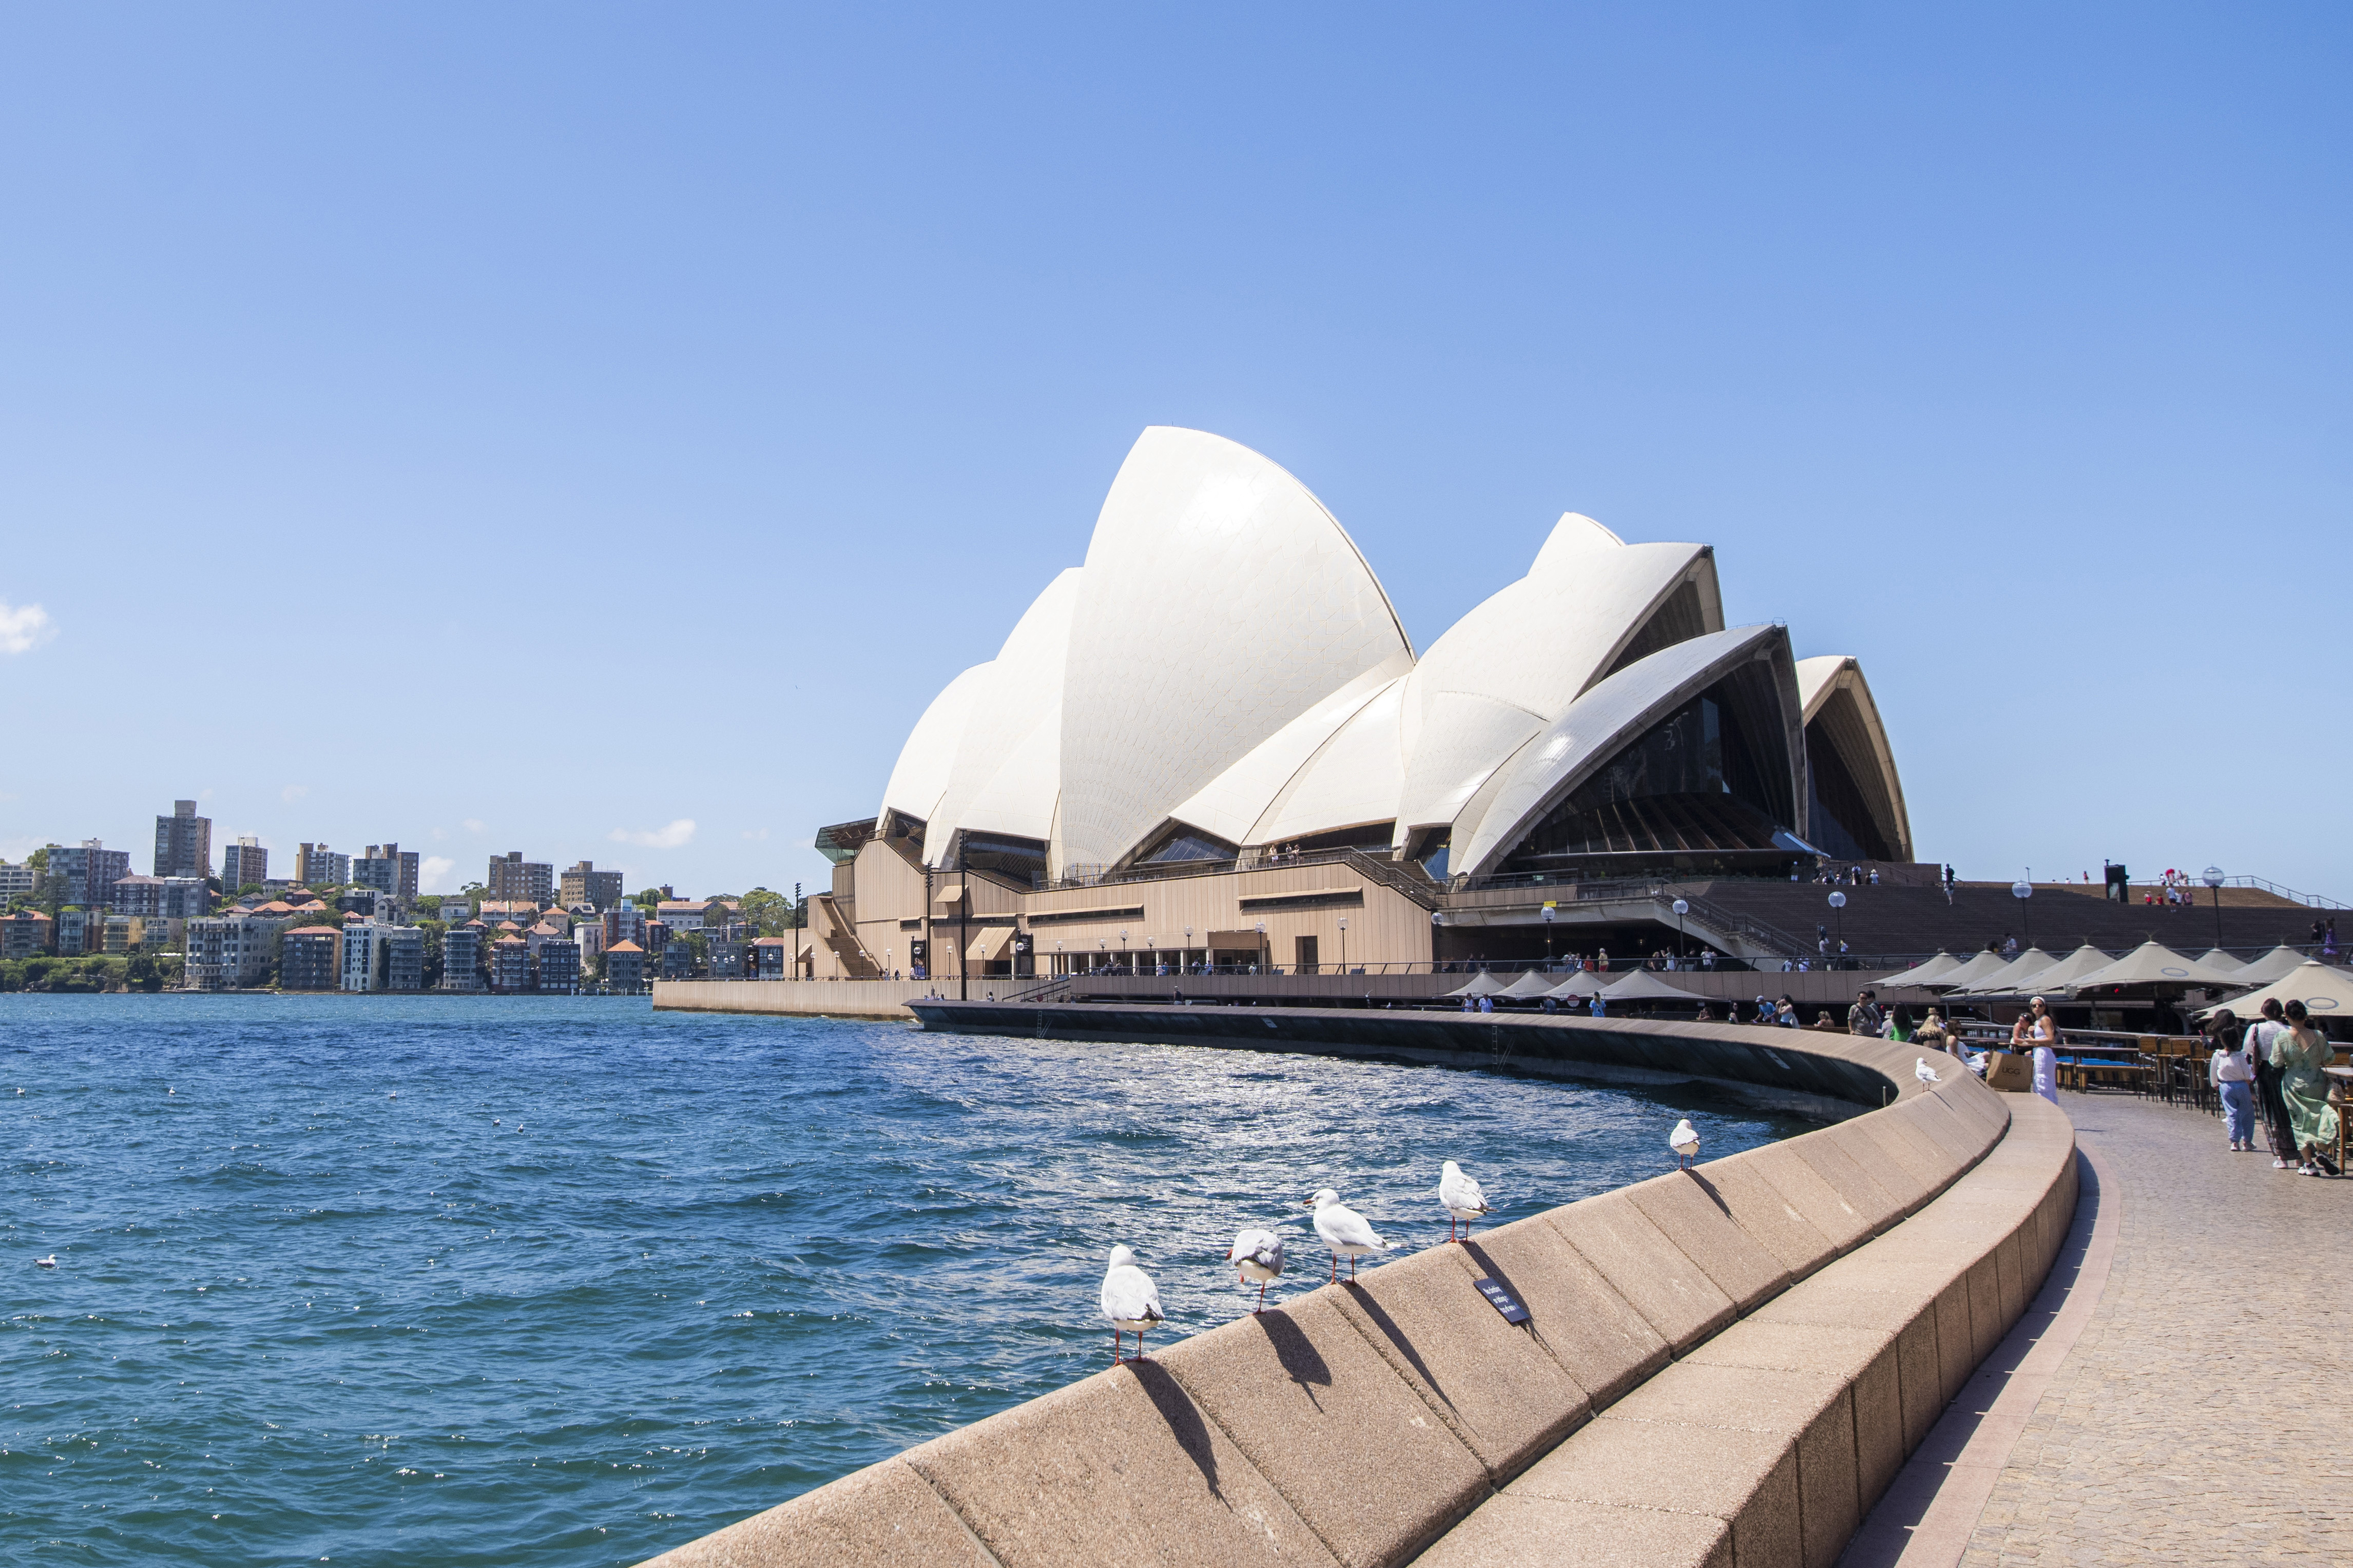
489,935 -> 533,992
352,844 -> 421,900
109,875 -> 210,920
573,918 -> 605,966
295,843 -> 352,888
559,860 -> 625,912
220,837 -> 269,890
478,899 -> 537,928
605,940 -> 645,993
56,906 -> 95,956
56,841 -> 132,908
154,800 -> 212,880
754,936 -> 792,979
185,913 -> 289,990
486,852 -> 554,906
341,922 -> 424,992
439,923 -> 485,991
535,939 -> 581,994
0,860 -> 36,900
659,942 -> 698,980
1,910 -> 53,958
279,926 -> 342,991
606,899 -> 646,949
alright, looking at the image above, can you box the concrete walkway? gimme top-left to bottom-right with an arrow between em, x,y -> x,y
1863,1090 -> 2348,1566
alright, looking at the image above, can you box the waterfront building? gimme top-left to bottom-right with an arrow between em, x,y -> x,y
574,918 -> 605,966
295,843 -> 351,888
153,800 -> 212,880
341,921 -> 425,992
56,840 -> 132,908
279,926 -> 342,990
659,941 -> 699,980
811,427 -> 1913,982
56,906 -> 94,956
705,936 -> 750,978
109,875 -> 209,919
754,935 -> 791,979
560,860 -> 624,912
131,916 -> 180,950
102,914 -> 134,954
489,934 -> 533,992
0,859 -> 36,900
1,909 -> 52,958
535,938 -> 581,994
220,837 -> 268,890
439,923 -> 485,990
486,852 -> 555,906
185,913 -> 290,990
605,939 -> 645,993
351,844 -> 421,900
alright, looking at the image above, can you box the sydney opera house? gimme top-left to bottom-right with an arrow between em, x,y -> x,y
807,428 -> 1911,982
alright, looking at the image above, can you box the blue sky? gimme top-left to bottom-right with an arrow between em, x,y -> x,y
2,5 -> 2346,900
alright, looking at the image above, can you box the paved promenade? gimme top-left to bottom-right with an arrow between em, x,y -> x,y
1961,1091 -> 2348,1564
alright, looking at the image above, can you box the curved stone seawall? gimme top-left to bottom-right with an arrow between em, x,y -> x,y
639,1008 -> 2076,1568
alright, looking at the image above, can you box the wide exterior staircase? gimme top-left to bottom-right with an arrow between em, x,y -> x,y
1676,878 -> 2338,962
810,893 -> 882,979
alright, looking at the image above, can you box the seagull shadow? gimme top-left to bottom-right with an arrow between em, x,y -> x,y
1249,1309 -> 1334,1412
1124,1359 -> 1225,1502
1342,1282 -> 1455,1412
1679,1169 -> 1734,1218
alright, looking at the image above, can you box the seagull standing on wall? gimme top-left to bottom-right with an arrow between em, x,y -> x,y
1306,1189 -> 1392,1282
1228,1229 -> 1285,1312
1915,1057 -> 1942,1086
1669,1119 -> 1701,1170
1100,1245 -> 1164,1363
1437,1160 -> 1493,1243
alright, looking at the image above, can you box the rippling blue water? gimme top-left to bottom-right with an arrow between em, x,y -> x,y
2,995 -> 1810,1565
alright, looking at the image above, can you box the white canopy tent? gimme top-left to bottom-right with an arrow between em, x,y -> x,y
1949,948 -> 2058,997
1921,950 -> 2009,992
2065,941 -> 2245,994
1877,950 -> 1961,988
1499,969 -> 1566,999
2197,959 -> 2353,1022
1445,970 -> 1511,998
2225,945 -> 2310,987
1545,970 -> 1607,1000
1599,970 -> 1706,1003
1982,943 -> 2114,997
2194,948 -> 2245,977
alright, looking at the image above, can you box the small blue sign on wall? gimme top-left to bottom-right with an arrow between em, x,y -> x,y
1474,1277 -> 1529,1324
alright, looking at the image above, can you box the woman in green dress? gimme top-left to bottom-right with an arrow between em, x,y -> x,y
2270,1000 -> 2342,1176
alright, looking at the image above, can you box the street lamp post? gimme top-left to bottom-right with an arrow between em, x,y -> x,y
2011,878 -> 2033,950
1542,903 -> 1555,963
2202,866 -> 2225,951
1671,898 -> 1689,963
1119,929 -> 1129,973
1255,920 -> 1266,974
1184,925 -> 1193,975
1826,892 -> 1845,964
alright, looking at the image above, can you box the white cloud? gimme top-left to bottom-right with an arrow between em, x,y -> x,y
419,855 -> 458,894
429,826 -> 448,841
611,818 -> 696,850
0,602 -> 56,655
462,819 -> 486,833
281,784 -> 309,803
741,827 -> 770,841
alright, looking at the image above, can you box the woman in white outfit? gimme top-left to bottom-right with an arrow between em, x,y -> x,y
2025,996 -> 2061,1104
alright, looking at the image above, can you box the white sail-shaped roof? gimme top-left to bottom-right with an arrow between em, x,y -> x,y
1452,623 -> 1802,880
1794,654 -> 1914,862
879,662 -> 992,833
1159,663 -> 1409,849
1055,428 -> 1412,871
922,568 -> 1083,859
1249,674 -> 1411,845
1392,514 -> 1721,845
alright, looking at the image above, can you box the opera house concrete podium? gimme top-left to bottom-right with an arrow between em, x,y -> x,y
806,428 -> 1911,985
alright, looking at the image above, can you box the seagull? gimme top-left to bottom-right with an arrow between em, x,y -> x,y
1305,1189 -> 1392,1281
1669,1118 -> 1701,1170
35,1255 -> 57,1268
1915,1057 -> 1941,1085
1228,1229 -> 1285,1312
1099,1245 -> 1164,1363
1438,1160 -> 1492,1243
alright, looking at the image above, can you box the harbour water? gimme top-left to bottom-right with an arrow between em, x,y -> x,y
2,995 -> 1811,1566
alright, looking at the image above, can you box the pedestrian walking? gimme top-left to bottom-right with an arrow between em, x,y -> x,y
2271,1000 -> 2342,1176
2206,1010 -> 2258,1151
2247,999 -> 2302,1169
1847,989 -> 1884,1036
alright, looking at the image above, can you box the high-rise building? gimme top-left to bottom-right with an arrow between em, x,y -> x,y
56,841 -> 132,908
486,852 -> 555,906
559,860 -> 625,912
352,844 -> 421,900
221,838 -> 268,890
55,906 -> 95,956
154,800 -> 213,880
279,926 -> 342,990
341,922 -> 424,992
108,876 -> 209,919
489,935 -> 534,991
295,843 -> 352,888
535,939 -> 581,995
439,923 -> 485,991
0,860 -> 36,901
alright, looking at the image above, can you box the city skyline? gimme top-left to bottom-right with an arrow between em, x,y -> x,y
2,7 -> 2348,898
